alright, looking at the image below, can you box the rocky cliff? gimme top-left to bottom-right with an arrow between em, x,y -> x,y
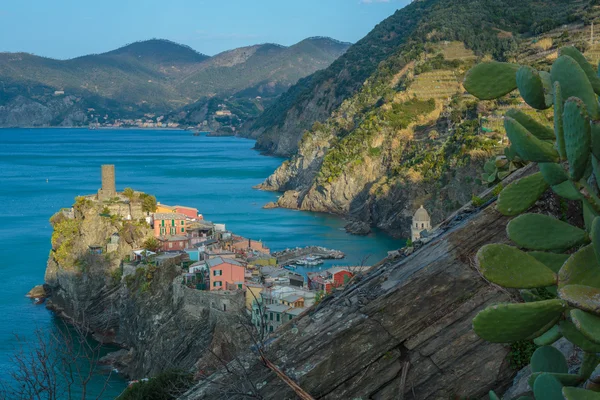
44,195 -> 248,379
182,166 -> 580,400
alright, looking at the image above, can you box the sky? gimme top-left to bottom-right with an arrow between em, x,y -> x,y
0,0 -> 410,60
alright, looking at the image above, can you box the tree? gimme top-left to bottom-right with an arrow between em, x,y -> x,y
0,319 -> 113,400
139,194 -> 157,213
123,187 -> 135,201
142,237 -> 161,253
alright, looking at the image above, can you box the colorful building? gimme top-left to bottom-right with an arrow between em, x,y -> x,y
155,203 -> 201,220
307,267 -> 354,293
158,235 -> 188,252
208,257 -> 245,291
153,213 -> 187,238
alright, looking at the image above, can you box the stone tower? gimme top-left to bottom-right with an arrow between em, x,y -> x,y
411,205 -> 431,242
98,165 -> 116,200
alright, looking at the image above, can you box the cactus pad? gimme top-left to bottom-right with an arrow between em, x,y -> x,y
529,372 -> 583,389
534,324 -> 562,346
506,110 -> 556,141
531,345 -> 568,373
590,121 -> 600,162
496,172 -> 548,216
539,163 -> 569,186
563,387 -> 600,400
558,244 -> 600,289
551,55 -> 600,120
504,117 -> 560,163
559,285 -> 600,315
593,217 -> 600,264
571,309 -> 600,345
464,62 -> 519,100
560,46 -> 600,96
517,66 -> 551,110
472,299 -> 565,343
560,320 -> 600,352
477,244 -> 557,288
583,200 -> 599,233
534,373 -> 565,400
563,98 -> 592,181
529,252 -> 569,273
507,213 -> 589,252
552,180 -> 582,200
554,81 -> 566,159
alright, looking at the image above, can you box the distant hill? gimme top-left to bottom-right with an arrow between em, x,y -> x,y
0,37 -> 350,127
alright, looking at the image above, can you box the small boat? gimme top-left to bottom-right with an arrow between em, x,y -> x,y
284,265 -> 296,271
295,256 -> 323,266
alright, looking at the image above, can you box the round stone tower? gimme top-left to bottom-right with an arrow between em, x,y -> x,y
411,205 -> 431,242
98,164 -> 116,200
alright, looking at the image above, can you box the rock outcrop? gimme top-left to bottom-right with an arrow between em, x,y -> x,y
44,194 -> 248,379
182,195 -> 520,399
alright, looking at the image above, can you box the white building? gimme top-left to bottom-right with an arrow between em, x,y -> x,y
411,205 -> 431,242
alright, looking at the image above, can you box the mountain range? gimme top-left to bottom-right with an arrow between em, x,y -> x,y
0,37 -> 350,128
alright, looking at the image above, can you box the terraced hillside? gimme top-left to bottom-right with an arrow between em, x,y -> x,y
256,0 -> 598,238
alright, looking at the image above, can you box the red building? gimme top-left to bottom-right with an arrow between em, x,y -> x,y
175,205 -> 201,220
158,236 -> 188,252
307,267 -> 354,293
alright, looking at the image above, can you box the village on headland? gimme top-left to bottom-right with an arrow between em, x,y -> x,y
33,165 -> 381,335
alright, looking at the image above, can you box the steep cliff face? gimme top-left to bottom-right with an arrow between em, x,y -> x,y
181,178 -> 526,399
44,196 -> 247,379
0,95 -> 88,127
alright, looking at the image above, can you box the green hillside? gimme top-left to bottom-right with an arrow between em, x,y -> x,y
249,0 -> 585,156
255,0 -> 593,237
0,37 -> 349,127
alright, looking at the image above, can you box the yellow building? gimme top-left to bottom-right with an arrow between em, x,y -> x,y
156,203 -> 177,214
246,284 -> 264,310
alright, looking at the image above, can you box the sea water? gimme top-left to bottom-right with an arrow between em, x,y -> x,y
0,128 -> 401,397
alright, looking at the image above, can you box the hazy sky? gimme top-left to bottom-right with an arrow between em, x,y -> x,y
0,0 -> 410,59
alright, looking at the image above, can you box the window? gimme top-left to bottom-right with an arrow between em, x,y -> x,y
238,284 -> 243,289
213,281 -> 222,287
181,228 -> 185,233
161,220 -> 165,227
169,243 -> 173,248
213,270 -> 222,276
170,227 -> 174,235
269,326 -> 273,332
421,223 -> 424,228
181,221 -> 184,225
171,219 -> 175,226
270,313 -> 273,321
276,314 -> 280,322
160,227 -> 165,235
289,315 -> 293,321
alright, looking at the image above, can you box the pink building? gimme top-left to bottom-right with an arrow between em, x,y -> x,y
208,257 -> 245,291
154,213 -> 187,238
231,236 -> 270,254
158,236 -> 188,252
175,205 -> 200,220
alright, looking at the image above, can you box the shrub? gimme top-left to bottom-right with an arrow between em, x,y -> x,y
116,370 -> 194,400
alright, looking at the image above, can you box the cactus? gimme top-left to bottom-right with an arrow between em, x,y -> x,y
529,251 -> 569,273
560,320 -> 600,353
571,309 -> 600,345
472,299 -> 565,343
506,109 -> 555,141
563,98 -> 591,180
496,172 -> 548,215
507,213 -> 588,252
534,324 -> 562,346
533,373 -> 565,400
551,55 -> 600,119
504,117 -> 560,163
558,245 -> 600,289
560,46 -> 600,95
563,387 -> 600,399
517,66 -> 551,110
481,156 -> 516,184
477,244 -> 557,288
560,285 -> 600,315
463,61 -> 519,99
464,46 -> 600,399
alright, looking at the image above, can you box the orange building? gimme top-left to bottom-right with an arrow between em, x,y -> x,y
208,257 -> 245,291
154,213 -> 187,238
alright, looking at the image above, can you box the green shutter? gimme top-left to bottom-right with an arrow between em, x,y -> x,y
161,220 -> 164,227
181,228 -> 184,233
171,219 -> 175,226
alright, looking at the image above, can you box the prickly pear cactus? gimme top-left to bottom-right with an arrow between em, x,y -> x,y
464,46 -> 600,399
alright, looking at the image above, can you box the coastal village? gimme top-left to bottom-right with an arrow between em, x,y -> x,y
85,165 -> 388,335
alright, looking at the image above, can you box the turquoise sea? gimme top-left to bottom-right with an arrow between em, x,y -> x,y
0,128 -> 400,398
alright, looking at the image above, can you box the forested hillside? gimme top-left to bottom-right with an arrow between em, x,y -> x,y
0,38 -> 349,128
256,0 -> 596,237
